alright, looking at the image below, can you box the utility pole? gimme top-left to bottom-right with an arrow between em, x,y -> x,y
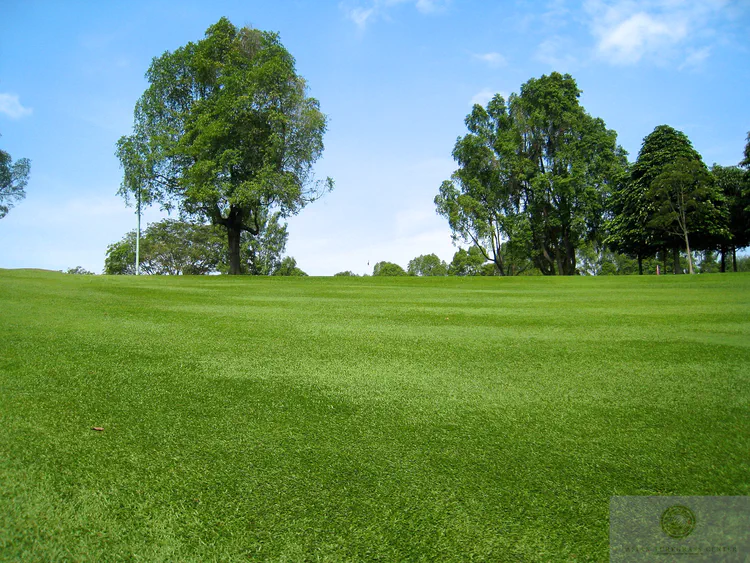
136,188 -> 141,275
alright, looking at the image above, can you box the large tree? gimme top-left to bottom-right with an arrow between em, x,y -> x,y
0,138 -> 30,219
436,73 -> 626,275
116,18 -> 332,274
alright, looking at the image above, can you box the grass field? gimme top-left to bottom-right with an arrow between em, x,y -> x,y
0,269 -> 748,561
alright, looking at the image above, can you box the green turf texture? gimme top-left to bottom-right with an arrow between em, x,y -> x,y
0,269 -> 748,561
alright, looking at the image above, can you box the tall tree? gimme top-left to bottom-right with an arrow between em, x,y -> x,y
436,73 -> 626,275
116,18 -> 332,275
0,138 -> 30,219
647,158 -> 726,274
624,125 -> 707,274
448,246 -> 487,276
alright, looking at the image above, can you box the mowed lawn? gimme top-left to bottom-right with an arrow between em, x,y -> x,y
0,270 -> 748,561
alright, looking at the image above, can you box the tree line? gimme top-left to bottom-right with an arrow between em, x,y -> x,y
435,72 -> 750,276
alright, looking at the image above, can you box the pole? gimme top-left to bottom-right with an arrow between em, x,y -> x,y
136,188 -> 141,276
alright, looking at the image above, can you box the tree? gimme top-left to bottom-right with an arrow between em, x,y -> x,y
244,210 -> 288,275
273,256 -> 307,276
647,158 -> 727,274
407,254 -> 448,276
372,261 -> 406,276
334,271 -> 357,276
65,266 -> 95,275
116,18 -> 332,275
448,246 -> 487,276
104,219 -> 225,275
436,73 -> 626,275
618,125 -> 708,274
0,139 -> 30,219
711,164 -> 749,272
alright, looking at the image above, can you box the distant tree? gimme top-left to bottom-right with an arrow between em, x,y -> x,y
448,246 -> 487,276
65,266 -> 95,275
334,271 -> 357,277
372,261 -> 406,276
116,18 -> 332,275
244,210 -> 288,275
0,139 -> 30,219
104,219 -> 225,275
711,164 -> 749,272
273,256 -> 307,276
407,254 -> 448,276
647,158 -> 727,274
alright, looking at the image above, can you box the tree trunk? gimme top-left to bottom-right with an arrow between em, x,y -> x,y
228,225 -> 242,275
638,254 -> 643,275
720,246 -> 726,273
733,246 -> 737,272
684,234 -> 694,275
673,246 -> 680,275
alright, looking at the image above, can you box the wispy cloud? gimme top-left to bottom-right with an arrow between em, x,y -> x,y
535,36 -> 578,68
472,52 -> 507,67
469,89 -> 508,107
0,93 -> 33,119
342,0 -> 450,29
584,0 -> 730,66
679,46 -> 711,70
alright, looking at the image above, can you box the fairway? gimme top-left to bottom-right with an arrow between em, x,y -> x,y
1,270 -> 748,561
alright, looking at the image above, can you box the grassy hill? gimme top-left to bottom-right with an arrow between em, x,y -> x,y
1,269 -> 748,561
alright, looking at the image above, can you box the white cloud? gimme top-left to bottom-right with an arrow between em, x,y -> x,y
0,93 -> 33,119
585,0 -> 730,65
472,52 -> 507,67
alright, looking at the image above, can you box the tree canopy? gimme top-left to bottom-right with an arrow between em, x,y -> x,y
116,17 -> 332,274
436,72 -> 626,275
372,261 -> 406,276
0,139 -> 30,219
407,254 -> 448,276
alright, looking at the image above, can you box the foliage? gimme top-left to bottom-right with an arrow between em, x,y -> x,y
0,140 -> 30,219
243,210 -> 288,275
712,164 -> 750,257
104,219 -> 225,275
372,261 -> 406,276
407,254 -> 448,276
647,157 -> 727,274
334,271 -> 357,277
437,73 -> 626,275
116,18 -> 332,274
448,246 -> 487,276
64,266 -> 95,275
272,256 -> 307,276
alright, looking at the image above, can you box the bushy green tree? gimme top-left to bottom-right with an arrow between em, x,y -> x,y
0,138 -> 30,219
105,219 -> 225,275
407,254 -> 448,276
334,271 -> 357,277
273,256 -> 307,276
448,246 -> 487,276
244,210 -> 288,275
437,73 -> 626,275
712,163 -> 750,272
372,261 -> 406,276
116,18 -> 332,275
647,158 -> 727,274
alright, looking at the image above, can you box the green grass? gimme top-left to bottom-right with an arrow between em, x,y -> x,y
0,269 -> 748,561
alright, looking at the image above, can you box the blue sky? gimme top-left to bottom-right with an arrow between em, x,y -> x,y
1,0 -> 748,275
